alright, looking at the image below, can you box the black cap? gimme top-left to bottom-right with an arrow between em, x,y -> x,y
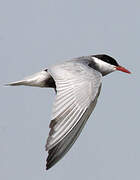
93,54 -> 119,66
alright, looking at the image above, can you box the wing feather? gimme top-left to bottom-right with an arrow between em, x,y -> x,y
45,61 -> 102,169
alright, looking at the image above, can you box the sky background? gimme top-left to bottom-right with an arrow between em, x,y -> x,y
0,0 -> 139,180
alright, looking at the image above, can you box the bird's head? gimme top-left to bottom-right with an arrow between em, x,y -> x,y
91,54 -> 131,76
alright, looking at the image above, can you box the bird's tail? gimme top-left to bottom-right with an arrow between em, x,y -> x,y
5,80 -> 27,86
5,69 -> 54,88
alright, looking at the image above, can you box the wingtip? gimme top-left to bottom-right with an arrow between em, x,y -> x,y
45,146 -> 52,170
46,161 -> 56,170
46,165 -> 49,170
46,158 -> 53,170
46,164 -> 50,170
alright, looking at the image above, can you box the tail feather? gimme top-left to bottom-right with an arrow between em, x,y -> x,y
5,80 -> 26,86
5,70 -> 56,89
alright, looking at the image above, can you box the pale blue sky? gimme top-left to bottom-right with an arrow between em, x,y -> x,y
0,0 -> 139,180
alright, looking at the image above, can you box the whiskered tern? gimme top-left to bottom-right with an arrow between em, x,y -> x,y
7,54 -> 131,170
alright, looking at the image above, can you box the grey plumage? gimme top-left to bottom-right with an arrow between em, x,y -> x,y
45,61 -> 102,169
6,54 -> 130,170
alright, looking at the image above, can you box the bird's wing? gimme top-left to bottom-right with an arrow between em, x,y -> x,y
45,61 -> 102,169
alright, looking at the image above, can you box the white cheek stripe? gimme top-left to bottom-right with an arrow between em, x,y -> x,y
92,57 -> 116,73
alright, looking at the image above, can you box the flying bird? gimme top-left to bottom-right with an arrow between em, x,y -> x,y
7,54 -> 131,170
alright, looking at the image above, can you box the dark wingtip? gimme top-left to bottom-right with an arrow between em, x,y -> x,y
46,157 -> 50,170
46,159 -> 53,170
45,149 -> 53,170
46,163 -> 52,170
46,165 -> 49,170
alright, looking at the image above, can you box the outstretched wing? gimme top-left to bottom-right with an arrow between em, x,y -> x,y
46,61 -> 102,169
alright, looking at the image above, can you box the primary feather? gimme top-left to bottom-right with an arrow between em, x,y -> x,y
45,61 -> 102,169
